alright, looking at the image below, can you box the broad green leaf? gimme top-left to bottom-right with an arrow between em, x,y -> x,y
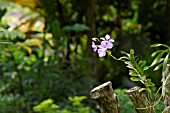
163,54 -> 169,72
130,77 -> 140,81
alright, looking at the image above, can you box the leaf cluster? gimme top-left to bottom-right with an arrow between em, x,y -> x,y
150,43 -> 170,73
118,49 -> 155,91
33,96 -> 93,113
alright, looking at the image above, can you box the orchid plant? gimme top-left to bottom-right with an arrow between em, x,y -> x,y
92,34 -> 114,57
92,34 -> 170,110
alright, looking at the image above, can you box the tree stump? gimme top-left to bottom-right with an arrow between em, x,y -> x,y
90,81 -> 120,113
126,86 -> 155,113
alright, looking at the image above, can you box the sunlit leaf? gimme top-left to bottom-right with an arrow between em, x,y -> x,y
154,63 -> 163,71
129,70 -> 138,76
121,51 -> 130,58
130,49 -> 135,54
138,60 -> 146,68
147,81 -> 155,86
138,88 -> 146,92
163,54 -> 169,72
150,43 -> 170,48
151,50 -> 162,57
143,66 -> 149,71
24,38 -> 42,48
118,56 -> 129,61
150,51 -> 164,66
130,77 -> 140,81
150,43 -> 162,47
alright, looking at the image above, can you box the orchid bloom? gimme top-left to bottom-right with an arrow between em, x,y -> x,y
92,34 -> 114,57
92,42 -> 97,52
98,46 -> 107,57
100,34 -> 114,49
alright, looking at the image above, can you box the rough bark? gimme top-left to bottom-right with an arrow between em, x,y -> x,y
126,86 -> 155,113
90,81 -> 120,113
162,63 -> 170,113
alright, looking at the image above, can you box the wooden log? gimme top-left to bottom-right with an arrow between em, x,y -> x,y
126,86 -> 155,113
90,81 -> 120,113
162,63 -> 170,113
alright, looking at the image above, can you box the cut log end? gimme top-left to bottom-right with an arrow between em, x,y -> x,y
90,81 -> 119,113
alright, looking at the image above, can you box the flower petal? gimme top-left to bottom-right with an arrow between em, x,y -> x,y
92,38 -> 97,41
106,41 -> 113,49
105,34 -> 110,40
98,48 -> 107,57
109,39 -> 114,42
92,42 -> 97,51
101,41 -> 107,48
100,37 -> 105,40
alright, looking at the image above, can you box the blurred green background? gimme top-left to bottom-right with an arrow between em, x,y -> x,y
0,0 -> 168,112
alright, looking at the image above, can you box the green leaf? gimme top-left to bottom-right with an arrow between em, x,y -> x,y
150,43 -> 170,48
143,66 -> 149,71
118,56 -> 129,61
120,51 -> 127,54
150,43 -> 162,47
151,50 -> 162,57
147,81 -> 155,86
163,54 -> 169,72
51,19 -> 62,38
130,77 -> 140,81
154,63 -> 163,71
138,88 -> 146,92
0,8 -> 6,20
161,44 -> 170,48
150,51 -> 164,66
138,60 -> 146,68
130,49 -> 135,59
130,49 -> 135,54
129,70 -> 138,76
121,51 -> 130,57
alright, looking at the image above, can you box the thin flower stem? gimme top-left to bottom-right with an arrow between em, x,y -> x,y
106,51 -> 119,60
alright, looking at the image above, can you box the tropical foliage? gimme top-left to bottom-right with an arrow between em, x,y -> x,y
0,0 -> 170,112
